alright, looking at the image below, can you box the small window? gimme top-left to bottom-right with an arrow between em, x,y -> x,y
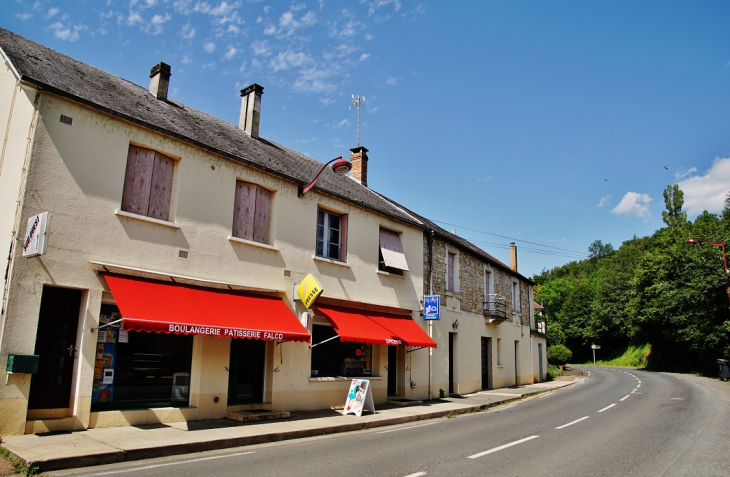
316,209 -> 347,261
121,145 -> 175,221
378,228 -> 408,275
232,180 -> 272,244
512,282 -> 521,313
447,252 -> 456,292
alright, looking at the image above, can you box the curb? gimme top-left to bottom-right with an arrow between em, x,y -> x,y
18,383 -> 575,472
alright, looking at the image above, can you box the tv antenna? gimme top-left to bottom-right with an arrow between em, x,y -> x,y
349,94 -> 365,147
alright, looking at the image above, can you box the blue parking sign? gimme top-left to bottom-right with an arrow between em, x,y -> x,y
423,295 -> 440,320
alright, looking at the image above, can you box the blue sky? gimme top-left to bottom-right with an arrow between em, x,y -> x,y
3,0 -> 730,277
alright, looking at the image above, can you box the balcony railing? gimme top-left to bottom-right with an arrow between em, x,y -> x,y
483,294 -> 507,319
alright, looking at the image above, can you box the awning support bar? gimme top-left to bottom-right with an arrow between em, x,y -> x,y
309,334 -> 340,348
90,318 -> 123,333
406,346 -> 428,353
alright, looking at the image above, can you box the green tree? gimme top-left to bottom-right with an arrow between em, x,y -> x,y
588,239 -> 615,259
661,184 -> 688,228
547,344 -> 572,365
546,321 -> 566,347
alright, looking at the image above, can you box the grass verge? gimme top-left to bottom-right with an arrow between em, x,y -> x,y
588,344 -> 652,368
0,447 -> 38,476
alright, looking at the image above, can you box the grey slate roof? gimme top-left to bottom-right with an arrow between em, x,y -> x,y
0,27 -> 421,228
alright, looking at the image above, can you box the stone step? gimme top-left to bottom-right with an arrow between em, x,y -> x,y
226,409 -> 290,423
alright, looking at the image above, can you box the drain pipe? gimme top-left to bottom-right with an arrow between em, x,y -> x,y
427,229 -> 434,400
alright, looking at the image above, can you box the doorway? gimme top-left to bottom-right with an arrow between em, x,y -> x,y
227,338 -> 266,405
514,340 -> 520,386
28,286 -> 82,410
448,333 -> 455,395
481,337 -> 491,390
538,343 -> 544,381
387,345 -> 397,396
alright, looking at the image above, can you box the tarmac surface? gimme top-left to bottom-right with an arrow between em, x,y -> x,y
0,377 -> 579,474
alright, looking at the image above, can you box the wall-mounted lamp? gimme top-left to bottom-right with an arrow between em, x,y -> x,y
452,319 -> 459,330
298,156 -> 352,197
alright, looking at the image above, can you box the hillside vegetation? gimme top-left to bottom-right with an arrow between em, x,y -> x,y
535,186 -> 730,376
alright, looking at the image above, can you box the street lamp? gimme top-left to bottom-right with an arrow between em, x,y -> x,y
686,237 -> 730,307
298,156 -> 352,197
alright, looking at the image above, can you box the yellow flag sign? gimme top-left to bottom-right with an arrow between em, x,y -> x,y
297,273 -> 324,309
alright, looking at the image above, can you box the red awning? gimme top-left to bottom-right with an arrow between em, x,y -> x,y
315,304 -> 436,348
104,275 -> 310,343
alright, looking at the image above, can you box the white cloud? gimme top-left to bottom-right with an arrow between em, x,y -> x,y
204,42 -> 216,53
385,76 -> 397,85
181,23 -> 196,39
477,176 -> 492,183
270,50 -> 311,72
49,22 -> 86,42
16,13 -> 32,21
223,46 -> 237,60
611,192 -> 652,219
47,7 -> 59,18
675,166 -> 697,181
126,11 -> 143,26
147,13 -> 171,35
677,157 -> 730,215
597,195 -> 611,208
359,53 -> 370,61
181,53 -> 192,64
251,40 -> 271,56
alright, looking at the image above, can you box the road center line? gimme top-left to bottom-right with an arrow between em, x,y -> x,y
598,403 -> 616,413
403,473 -> 427,477
555,416 -> 589,429
468,435 -> 539,459
620,395 -> 630,402
91,452 -> 256,475
378,422 -> 438,434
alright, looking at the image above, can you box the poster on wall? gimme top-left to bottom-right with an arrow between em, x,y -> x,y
92,327 -> 118,405
343,379 -> 375,417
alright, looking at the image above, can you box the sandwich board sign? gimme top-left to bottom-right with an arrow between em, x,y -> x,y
343,379 -> 375,417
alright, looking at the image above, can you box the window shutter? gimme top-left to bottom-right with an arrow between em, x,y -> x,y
233,181 -> 256,240
379,228 -> 408,271
147,151 -> 174,221
339,214 -> 348,262
447,253 -> 455,292
253,185 -> 271,244
121,145 -> 154,216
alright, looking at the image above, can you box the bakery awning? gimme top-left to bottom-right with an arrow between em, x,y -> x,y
104,274 -> 311,343
315,304 -> 436,348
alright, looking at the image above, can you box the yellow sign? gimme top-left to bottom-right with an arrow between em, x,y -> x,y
297,273 -> 324,309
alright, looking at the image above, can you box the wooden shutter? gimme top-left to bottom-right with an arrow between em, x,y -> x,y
379,228 -> 408,271
253,185 -> 271,244
121,145 -> 154,216
147,151 -> 174,221
233,181 -> 256,240
447,253 -> 455,292
339,214 -> 348,262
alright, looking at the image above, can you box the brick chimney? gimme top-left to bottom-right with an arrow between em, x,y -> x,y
239,84 -> 264,138
349,146 -> 369,187
149,62 -> 171,101
510,242 -> 518,272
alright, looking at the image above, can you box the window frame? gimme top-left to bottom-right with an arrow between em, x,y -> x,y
447,251 -> 457,293
512,281 -> 521,314
232,180 -> 272,245
120,144 -> 176,222
315,208 -> 348,262
378,227 -> 408,275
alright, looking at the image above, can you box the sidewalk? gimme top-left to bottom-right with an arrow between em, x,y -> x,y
0,379 -> 579,473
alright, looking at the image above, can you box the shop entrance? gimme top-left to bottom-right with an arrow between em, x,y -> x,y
481,337 -> 491,390
28,286 -> 81,410
387,345 -> 397,396
228,338 -> 266,405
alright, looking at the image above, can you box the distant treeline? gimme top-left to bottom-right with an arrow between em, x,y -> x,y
533,185 -> 730,376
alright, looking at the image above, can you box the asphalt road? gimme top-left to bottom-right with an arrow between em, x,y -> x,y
51,367 -> 730,477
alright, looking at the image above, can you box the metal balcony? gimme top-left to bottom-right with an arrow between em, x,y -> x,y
483,294 -> 507,320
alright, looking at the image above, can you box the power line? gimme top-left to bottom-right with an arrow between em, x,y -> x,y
430,219 -> 590,257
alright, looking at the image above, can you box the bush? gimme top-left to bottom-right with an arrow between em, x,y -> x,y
546,363 -> 563,381
547,344 -> 572,365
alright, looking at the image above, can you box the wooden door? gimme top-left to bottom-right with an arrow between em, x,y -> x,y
28,287 -> 81,410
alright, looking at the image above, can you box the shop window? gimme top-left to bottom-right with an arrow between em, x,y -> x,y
91,304 -> 193,411
316,209 -> 347,261
232,180 -> 272,244
310,325 -> 372,378
378,228 -> 408,275
120,144 -> 175,221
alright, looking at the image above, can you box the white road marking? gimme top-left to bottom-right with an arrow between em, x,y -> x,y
403,473 -> 427,477
598,403 -> 616,413
620,395 -> 630,402
637,383 -> 641,388
631,389 -> 637,394
555,416 -> 589,429
90,452 -> 256,475
496,404 -> 517,411
468,435 -> 539,459
378,422 -> 438,434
